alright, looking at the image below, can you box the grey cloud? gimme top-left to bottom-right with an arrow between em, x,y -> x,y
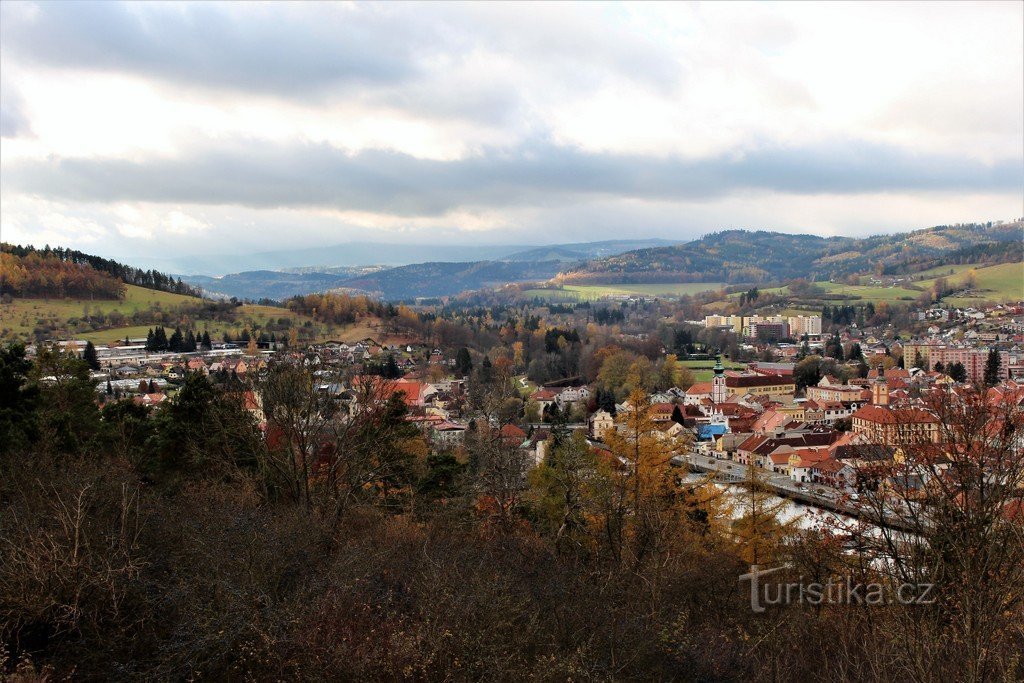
1,2 -> 423,97
0,85 -> 31,138
7,138 -> 1021,215
0,1 -> 682,119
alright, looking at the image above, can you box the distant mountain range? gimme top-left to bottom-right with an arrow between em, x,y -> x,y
559,221 -> 1023,285
177,239 -> 679,299
176,222 -> 1022,301
147,238 -> 680,276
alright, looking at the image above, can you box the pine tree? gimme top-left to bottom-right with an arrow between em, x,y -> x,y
984,349 -> 1002,387
146,328 -> 155,352
168,328 -> 184,352
83,340 -> 100,370
201,330 -> 212,350
949,362 -> 967,383
384,354 -> 400,379
455,347 -> 473,376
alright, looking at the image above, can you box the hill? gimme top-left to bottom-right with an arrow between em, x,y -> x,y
561,221 -> 1022,285
2,243 -> 201,297
138,238 -> 681,275
338,260 -> 567,300
181,267 -> 379,301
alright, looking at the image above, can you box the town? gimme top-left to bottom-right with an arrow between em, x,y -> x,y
30,293 -> 1024,524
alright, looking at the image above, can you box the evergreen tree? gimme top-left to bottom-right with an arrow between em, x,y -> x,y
984,349 -> 1002,387
105,377 -> 113,395
384,354 -> 401,379
455,347 -> 473,376
146,328 -> 156,352
184,330 -> 197,352
153,326 -> 168,351
201,330 -> 212,350
949,361 -> 967,383
169,328 -> 184,352
83,340 -> 100,371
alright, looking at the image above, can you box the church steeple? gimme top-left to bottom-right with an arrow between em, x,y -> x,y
712,353 -> 728,403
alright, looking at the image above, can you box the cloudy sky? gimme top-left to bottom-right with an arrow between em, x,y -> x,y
1,1 -> 1021,267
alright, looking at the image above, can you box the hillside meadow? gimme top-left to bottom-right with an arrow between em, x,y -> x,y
523,282 -> 725,301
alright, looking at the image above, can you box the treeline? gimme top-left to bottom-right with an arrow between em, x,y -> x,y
286,292 -> 397,325
1,243 -> 201,297
145,326 -> 212,352
0,251 -> 125,299
884,240 -> 1024,277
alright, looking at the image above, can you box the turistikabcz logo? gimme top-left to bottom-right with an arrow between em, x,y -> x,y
739,564 -> 936,613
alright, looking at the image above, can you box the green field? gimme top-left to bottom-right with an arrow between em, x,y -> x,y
678,358 -> 745,383
1,285 -> 199,336
909,262 -> 980,280
726,280 -> 921,305
917,261 -> 1024,306
0,285 -> 334,344
524,282 -> 725,301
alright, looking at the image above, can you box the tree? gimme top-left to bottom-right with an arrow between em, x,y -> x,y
168,328 -> 183,353
383,354 -> 401,380
201,330 -> 212,350
844,388 -> 1024,680
0,343 -> 41,456
529,430 -> 600,556
732,462 -> 795,565
949,361 -> 967,383
984,348 -> 1001,386
599,389 -> 706,566
83,340 -> 100,371
455,347 -> 473,376
793,355 -> 824,392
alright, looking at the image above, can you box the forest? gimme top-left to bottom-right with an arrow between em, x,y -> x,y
1,341 -> 1021,681
1,244 -> 201,298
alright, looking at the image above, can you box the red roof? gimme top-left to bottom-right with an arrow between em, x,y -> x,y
686,382 -> 713,395
852,405 -> 937,424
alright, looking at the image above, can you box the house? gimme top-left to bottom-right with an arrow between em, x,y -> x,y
811,458 -> 856,489
851,405 -> 940,445
589,410 -> 614,439
556,386 -> 591,409
684,382 -> 713,406
530,388 -> 559,411
499,423 -> 528,447
650,402 -> 676,423
432,421 -> 468,449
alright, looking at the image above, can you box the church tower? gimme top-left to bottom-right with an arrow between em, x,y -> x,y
712,354 -> 728,404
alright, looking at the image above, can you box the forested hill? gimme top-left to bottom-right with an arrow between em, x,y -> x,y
338,260 -> 567,300
560,221 -> 1023,285
1,244 -> 202,298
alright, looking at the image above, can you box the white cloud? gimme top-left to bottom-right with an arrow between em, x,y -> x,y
0,1 -> 1020,266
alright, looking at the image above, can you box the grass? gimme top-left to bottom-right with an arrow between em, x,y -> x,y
1,285 -> 343,344
524,282 -> 725,301
1,285 -> 200,337
920,261 -> 1024,306
909,262 -> 980,280
679,358 -> 745,384
678,359 -> 745,369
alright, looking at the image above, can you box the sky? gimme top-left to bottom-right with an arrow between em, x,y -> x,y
1,1 -> 1022,268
